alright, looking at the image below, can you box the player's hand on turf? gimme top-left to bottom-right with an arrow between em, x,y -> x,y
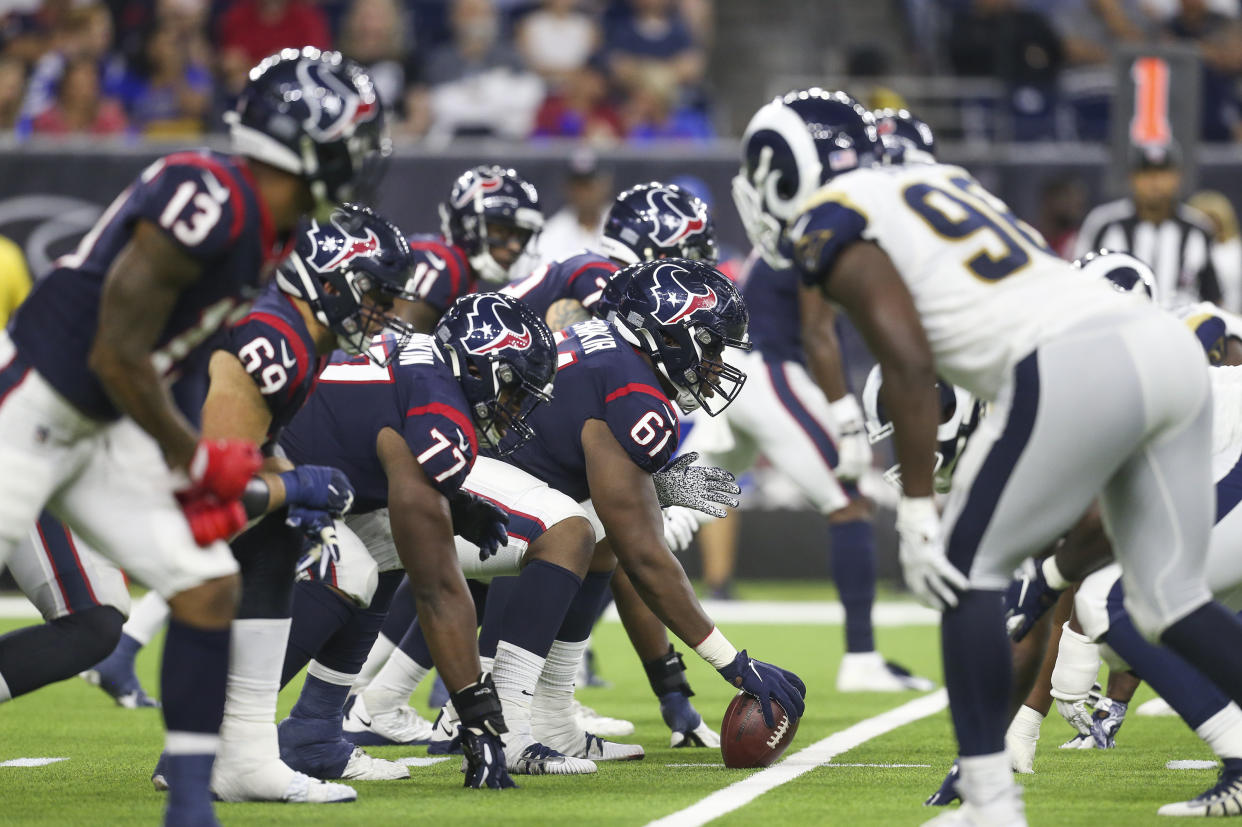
1055,697 -> 1093,737
452,674 -> 516,789
279,465 -> 355,516
660,690 -> 721,748
662,506 -> 699,553
187,439 -> 262,500
448,490 -> 510,561
1004,559 -> 1063,641
652,452 -> 741,519
718,650 -> 806,728
829,394 -> 872,482
896,496 -> 967,611
176,491 -> 247,546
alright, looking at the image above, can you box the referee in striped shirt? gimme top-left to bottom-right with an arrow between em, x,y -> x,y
1073,143 -> 1221,308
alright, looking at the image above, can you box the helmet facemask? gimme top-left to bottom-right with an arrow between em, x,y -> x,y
620,317 -> 749,416
732,145 -> 794,269
441,346 -> 554,456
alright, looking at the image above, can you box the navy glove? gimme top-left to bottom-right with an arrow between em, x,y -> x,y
452,675 -> 516,790
279,465 -> 355,515
718,650 -> 806,729
1004,559 -> 1063,642
449,490 -> 509,561
660,691 -> 720,748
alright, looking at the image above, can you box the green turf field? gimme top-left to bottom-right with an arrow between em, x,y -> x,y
0,583 -> 1220,826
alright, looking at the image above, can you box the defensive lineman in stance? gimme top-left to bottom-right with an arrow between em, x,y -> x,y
735,88 -> 1242,826
0,48 -> 388,825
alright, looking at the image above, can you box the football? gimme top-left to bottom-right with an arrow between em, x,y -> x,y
720,691 -> 799,768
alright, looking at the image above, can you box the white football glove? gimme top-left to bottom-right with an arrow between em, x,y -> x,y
829,394 -> 872,482
896,496 -> 967,611
652,452 -> 741,519
662,506 -> 701,553
1054,697 -> 1093,738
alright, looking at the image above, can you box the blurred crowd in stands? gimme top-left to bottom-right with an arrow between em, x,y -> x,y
0,0 -> 714,142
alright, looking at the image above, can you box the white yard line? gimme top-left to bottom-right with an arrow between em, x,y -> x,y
646,689 -> 948,827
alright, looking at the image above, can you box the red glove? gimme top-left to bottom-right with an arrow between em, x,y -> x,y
187,439 -> 262,501
177,491 -> 247,547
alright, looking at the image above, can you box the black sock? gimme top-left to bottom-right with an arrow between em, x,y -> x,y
941,589 -> 1011,756
0,604 -> 123,698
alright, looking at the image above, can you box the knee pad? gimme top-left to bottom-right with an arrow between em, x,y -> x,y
1050,623 -> 1101,701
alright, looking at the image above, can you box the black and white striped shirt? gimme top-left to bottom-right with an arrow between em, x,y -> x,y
1073,198 -> 1220,308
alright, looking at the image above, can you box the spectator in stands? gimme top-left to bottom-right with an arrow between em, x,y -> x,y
517,0 -> 599,90
339,0 -> 417,116
0,57 -> 26,132
947,0 -> 1065,140
1161,0 -> 1242,141
1188,190 -> 1242,310
420,0 -> 543,140
536,150 -> 613,264
216,0 -> 331,70
605,0 -> 704,103
532,58 -> 623,141
1074,143 -> 1220,307
31,57 -> 128,136
1036,173 -> 1089,259
129,22 -> 211,137
1045,1 -> 1148,139
621,61 -> 713,141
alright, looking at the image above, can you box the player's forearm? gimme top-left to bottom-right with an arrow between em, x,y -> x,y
617,541 -> 714,646
611,567 -> 675,662
879,362 -> 938,498
413,571 -> 483,692
90,349 -> 199,468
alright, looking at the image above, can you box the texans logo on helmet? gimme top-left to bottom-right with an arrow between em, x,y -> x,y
452,173 -> 505,210
648,262 -> 718,325
297,60 -> 379,142
647,188 -> 706,247
463,298 -> 533,355
306,217 -> 382,273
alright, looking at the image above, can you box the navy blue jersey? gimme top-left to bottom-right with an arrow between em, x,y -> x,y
405,234 -> 474,317
10,150 -> 290,422
506,319 -> 679,502
740,254 -> 805,365
502,249 -> 619,323
226,282 -> 325,452
279,335 -> 477,514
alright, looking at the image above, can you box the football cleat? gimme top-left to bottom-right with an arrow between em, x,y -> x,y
343,694 -> 433,747
552,731 -> 644,762
1059,734 -> 1094,750
427,706 -> 463,755
572,698 -> 635,737
505,740 -> 597,775
340,747 -> 409,781
920,792 -> 1028,827
1158,766 -> 1242,816
1138,697 -> 1176,717
211,760 -> 357,803
925,761 -> 960,806
79,667 -> 159,709
1089,698 -> 1127,749
152,752 -> 169,792
837,652 -> 936,693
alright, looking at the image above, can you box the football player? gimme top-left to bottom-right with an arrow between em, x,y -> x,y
271,293 -> 556,790
0,48 -> 388,825
401,165 -> 544,333
736,88 -> 1242,826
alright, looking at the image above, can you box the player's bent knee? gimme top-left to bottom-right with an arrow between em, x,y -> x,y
64,605 -> 125,663
526,515 -> 595,575
589,537 -> 618,573
167,573 -> 240,630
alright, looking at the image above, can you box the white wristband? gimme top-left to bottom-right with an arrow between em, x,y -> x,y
1041,556 -> 1069,590
693,626 -> 739,670
897,495 -> 938,526
828,393 -> 864,426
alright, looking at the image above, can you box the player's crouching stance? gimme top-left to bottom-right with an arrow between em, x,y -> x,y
0,48 -> 388,826
275,293 -> 557,789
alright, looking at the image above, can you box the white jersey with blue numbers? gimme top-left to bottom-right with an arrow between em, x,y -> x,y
790,162 -> 1129,400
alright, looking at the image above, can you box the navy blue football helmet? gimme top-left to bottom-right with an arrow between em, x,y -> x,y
435,293 -> 556,455
734,88 -> 883,268
610,258 -> 750,416
440,165 -> 544,285
276,203 -> 418,365
872,108 -> 936,163
226,47 -> 390,210
1074,249 -> 1157,301
600,182 -> 717,266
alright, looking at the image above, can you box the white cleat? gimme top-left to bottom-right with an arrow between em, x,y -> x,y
572,698 -> 634,737
1059,734 -> 1094,750
1158,770 -> 1242,816
344,694 -> 433,747
670,720 -> 721,749
504,737 -> 597,775
211,760 -> 357,803
921,787 -> 1027,826
340,747 -> 410,781
1139,697 -> 1177,717
837,651 -> 936,693
557,731 -> 644,762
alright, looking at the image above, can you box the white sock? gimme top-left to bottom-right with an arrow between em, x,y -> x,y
1007,705 -> 1044,743
352,633 -> 397,695
532,639 -> 588,745
957,751 -> 1016,806
1197,702 -> 1242,760
124,591 -> 170,646
217,618 -> 291,770
492,641 -> 546,742
363,647 -> 429,715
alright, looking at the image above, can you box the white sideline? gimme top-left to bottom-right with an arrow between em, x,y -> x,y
645,689 -> 948,827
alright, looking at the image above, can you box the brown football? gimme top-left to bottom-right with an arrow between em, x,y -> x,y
720,691 -> 799,768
